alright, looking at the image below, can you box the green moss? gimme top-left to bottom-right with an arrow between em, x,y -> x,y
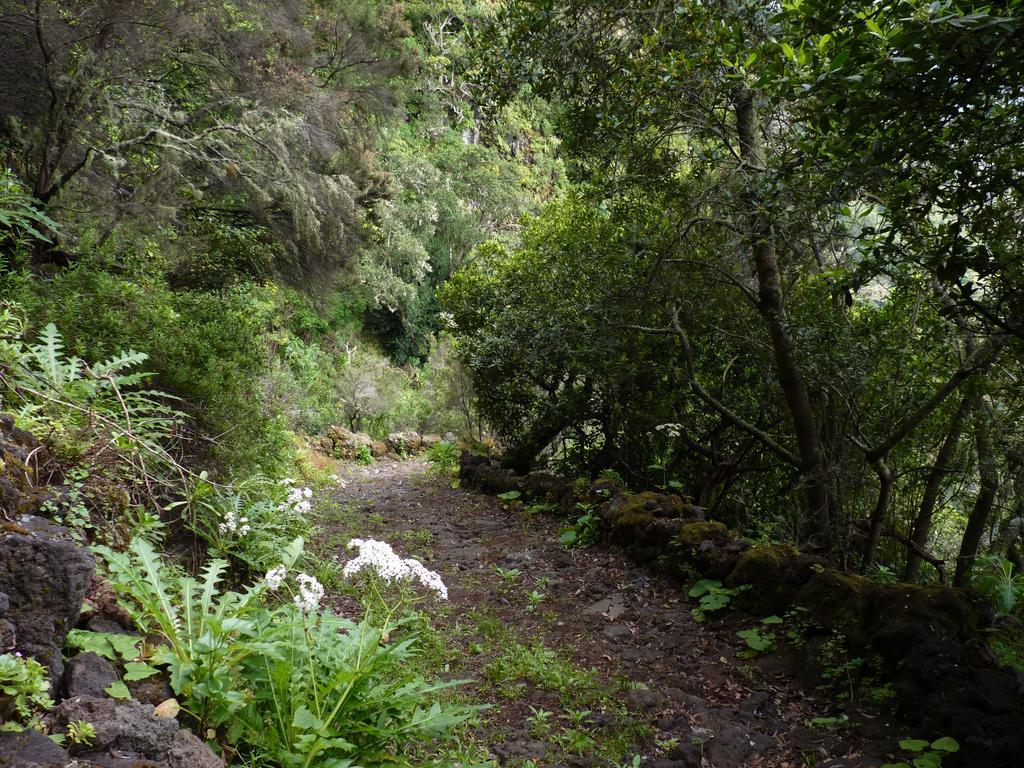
677,521 -> 728,547
794,570 -> 872,646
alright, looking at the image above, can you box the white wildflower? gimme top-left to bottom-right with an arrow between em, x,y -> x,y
264,565 -> 287,591
218,510 -> 249,537
278,486 -> 313,516
343,538 -> 448,600
293,572 -> 325,613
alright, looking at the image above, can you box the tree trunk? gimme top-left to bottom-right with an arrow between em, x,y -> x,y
861,455 -> 894,572
734,88 -> 830,544
905,394 -> 972,581
954,389 -> 998,587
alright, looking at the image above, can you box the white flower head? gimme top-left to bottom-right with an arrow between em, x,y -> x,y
343,538 -> 448,600
294,572 -> 325,613
264,565 -> 287,591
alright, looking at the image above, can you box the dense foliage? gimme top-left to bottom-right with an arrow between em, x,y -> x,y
445,0 -> 1024,582
2,0 -> 1024,763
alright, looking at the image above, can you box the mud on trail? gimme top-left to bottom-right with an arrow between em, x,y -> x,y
317,458 -> 887,768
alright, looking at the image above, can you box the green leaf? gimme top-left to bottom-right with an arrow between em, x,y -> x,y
105,681 -> 131,700
899,739 -> 930,753
558,528 -> 578,546
123,662 -> 159,682
930,737 -> 959,753
761,615 -> 784,625
688,579 -> 721,598
913,753 -> 941,768
497,490 -> 521,501
781,42 -> 796,62
293,706 -> 325,731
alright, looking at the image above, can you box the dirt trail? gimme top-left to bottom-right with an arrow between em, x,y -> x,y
320,459 -> 881,768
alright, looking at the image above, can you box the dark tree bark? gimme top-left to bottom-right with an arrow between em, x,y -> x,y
905,394 -> 973,581
734,88 -> 830,544
954,389 -> 998,587
861,456 -> 894,572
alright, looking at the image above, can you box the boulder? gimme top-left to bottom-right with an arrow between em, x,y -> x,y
459,453 -> 519,495
0,729 -> 71,767
46,696 -> 224,768
725,544 -> 824,615
324,426 -> 373,460
61,652 -> 119,699
0,515 -> 94,686
386,431 -> 423,453
421,433 -> 443,449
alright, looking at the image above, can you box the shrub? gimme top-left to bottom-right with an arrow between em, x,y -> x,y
0,652 -> 53,731
96,537 -> 473,767
426,440 -> 460,477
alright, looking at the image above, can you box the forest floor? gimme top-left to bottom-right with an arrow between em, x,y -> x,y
314,457 -> 894,768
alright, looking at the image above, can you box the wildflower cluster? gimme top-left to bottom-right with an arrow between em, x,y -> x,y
262,565 -> 325,613
277,479 -> 313,515
343,538 -> 448,600
264,565 -> 287,591
654,422 -> 683,438
294,573 -> 325,612
219,509 -> 251,536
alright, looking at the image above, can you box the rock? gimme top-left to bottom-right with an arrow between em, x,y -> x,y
459,453 -> 519,495
625,688 -> 667,712
324,426 -> 374,460
420,434 -> 443,449
46,696 -> 224,768
0,515 -> 94,686
602,624 -> 633,642
61,652 -> 118,699
0,729 -> 72,767
370,440 -> 388,458
725,544 -> 823,615
522,471 -> 573,503
386,431 -> 423,454
126,671 -> 175,707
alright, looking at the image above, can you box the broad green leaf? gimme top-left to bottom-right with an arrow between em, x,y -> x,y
105,681 -> 131,700
899,739 -> 930,753
930,737 -> 959,753
123,662 -> 159,681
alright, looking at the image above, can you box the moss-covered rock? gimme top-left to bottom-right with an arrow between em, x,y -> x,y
677,520 -> 729,547
726,543 -> 823,615
793,569 -> 872,646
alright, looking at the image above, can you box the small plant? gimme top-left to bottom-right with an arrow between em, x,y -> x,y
0,653 -> 53,730
882,736 -> 959,768
355,443 -> 374,465
426,440 -> 460,477
687,579 -> 749,621
497,489 -> 521,502
525,500 -> 556,516
492,565 -> 523,584
97,536 -> 472,766
736,617 -> 781,656
972,555 -> 1024,616
67,719 -> 96,746
866,563 -> 899,584
805,714 -> 849,729
656,735 -> 680,752
557,503 -> 601,547
527,706 -> 554,737
525,589 -> 547,612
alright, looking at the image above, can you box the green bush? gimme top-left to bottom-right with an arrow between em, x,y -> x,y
0,652 -> 53,731
180,475 -> 313,575
96,537 -> 473,767
2,256 -> 290,476
426,440 -> 460,477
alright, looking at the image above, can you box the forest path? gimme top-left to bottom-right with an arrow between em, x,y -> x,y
318,458 -> 879,768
